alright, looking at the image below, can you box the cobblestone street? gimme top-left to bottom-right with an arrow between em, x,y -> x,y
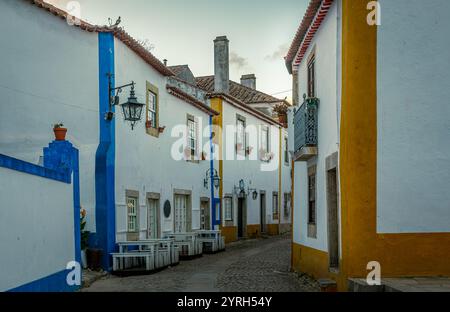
83,235 -> 319,292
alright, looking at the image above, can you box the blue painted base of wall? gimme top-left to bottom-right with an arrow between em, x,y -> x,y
7,270 -> 79,292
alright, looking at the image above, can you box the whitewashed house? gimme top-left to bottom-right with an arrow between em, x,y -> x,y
286,0 -> 450,291
170,36 -> 292,242
0,0 -> 218,273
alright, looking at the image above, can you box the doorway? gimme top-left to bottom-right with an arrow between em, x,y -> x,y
237,197 -> 246,238
260,192 -> 266,234
327,168 -> 339,270
200,198 -> 211,230
147,197 -> 159,239
174,193 -> 191,233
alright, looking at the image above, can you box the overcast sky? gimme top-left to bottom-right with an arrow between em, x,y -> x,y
46,0 -> 308,101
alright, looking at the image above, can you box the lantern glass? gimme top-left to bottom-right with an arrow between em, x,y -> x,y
213,174 -> 220,189
120,86 -> 145,130
239,179 -> 245,190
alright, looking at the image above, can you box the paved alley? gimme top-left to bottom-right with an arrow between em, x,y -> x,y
82,235 -> 319,292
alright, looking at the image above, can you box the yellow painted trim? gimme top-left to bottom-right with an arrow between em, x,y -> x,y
211,97 -> 224,227
266,224 -> 279,236
278,127 -> 282,231
340,0 -> 450,288
221,226 -> 237,243
290,158 -> 295,270
247,224 -> 261,238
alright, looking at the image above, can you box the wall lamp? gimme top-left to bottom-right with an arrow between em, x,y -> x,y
105,73 -> 145,130
204,168 -> 221,190
234,179 -> 258,200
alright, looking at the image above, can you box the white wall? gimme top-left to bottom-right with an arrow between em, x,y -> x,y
0,0 -> 99,232
114,39 -> 212,240
220,100 -> 289,229
0,167 -> 74,292
377,0 -> 450,233
292,0 -> 339,252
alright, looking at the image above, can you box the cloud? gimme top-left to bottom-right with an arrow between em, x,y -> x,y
265,43 -> 290,61
230,52 -> 248,69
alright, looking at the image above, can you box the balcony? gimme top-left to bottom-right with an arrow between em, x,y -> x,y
293,97 -> 319,161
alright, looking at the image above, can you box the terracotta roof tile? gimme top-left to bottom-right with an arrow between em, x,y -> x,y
166,85 -> 219,116
168,65 -> 190,76
26,0 -> 174,76
195,76 -> 286,105
284,0 -> 323,73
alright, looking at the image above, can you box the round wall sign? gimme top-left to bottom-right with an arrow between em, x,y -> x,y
163,200 -> 171,218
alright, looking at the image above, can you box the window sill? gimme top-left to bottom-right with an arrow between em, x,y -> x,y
146,127 -> 160,138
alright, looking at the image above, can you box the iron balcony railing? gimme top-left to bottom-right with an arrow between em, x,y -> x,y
294,96 -> 319,154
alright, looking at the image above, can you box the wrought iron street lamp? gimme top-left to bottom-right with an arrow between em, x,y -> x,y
105,73 -> 145,130
204,168 -> 221,190
234,179 -> 258,199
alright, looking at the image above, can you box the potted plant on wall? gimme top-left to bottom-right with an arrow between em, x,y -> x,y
53,123 -> 67,141
80,207 -> 90,269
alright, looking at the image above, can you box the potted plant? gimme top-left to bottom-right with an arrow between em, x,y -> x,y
273,103 -> 289,126
80,207 -> 90,269
53,123 -> 67,141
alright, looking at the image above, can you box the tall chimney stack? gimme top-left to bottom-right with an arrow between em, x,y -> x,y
214,36 -> 229,93
240,74 -> 256,90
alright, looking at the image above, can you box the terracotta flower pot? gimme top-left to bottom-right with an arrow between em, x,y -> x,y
53,128 -> 67,141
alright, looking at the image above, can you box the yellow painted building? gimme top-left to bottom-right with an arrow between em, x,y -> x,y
286,0 -> 450,291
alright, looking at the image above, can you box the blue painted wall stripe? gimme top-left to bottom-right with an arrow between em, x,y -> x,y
95,32 -> 116,271
0,153 -> 70,183
7,270 -> 78,292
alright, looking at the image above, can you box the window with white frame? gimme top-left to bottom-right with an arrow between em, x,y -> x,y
261,126 -> 269,153
224,197 -> 233,221
187,114 -> 198,161
126,196 -> 138,232
284,193 -> 291,218
147,91 -> 157,128
236,116 -> 246,155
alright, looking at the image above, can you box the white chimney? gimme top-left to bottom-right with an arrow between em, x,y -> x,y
214,36 -> 229,93
241,74 -> 256,90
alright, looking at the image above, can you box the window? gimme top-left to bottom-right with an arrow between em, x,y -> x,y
272,193 -> 279,220
126,196 -> 138,233
284,137 -> 289,165
224,197 -> 233,221
147,92 -> 157,128
307,53 -> 316,98
146,82 -> 159,137
261,126 -> 269,153
284,193 -> 291,218
236,116 -> 246,156
308,167 -> 317,225
187,114 -> 198,161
